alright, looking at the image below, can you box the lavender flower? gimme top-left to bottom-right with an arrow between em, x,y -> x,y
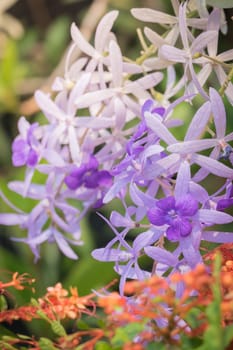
147,195 -> 198,241
64,155 -> 112,190
12,117 -> 39,168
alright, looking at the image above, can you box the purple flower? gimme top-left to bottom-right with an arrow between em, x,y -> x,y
147,195 -> 198,241
64,155 -> 112,190
126,99 -> 165,156
12,117 -> 39,168
0,172 -> 83,261
91,212 -> 161,294
217,183 -> 233,211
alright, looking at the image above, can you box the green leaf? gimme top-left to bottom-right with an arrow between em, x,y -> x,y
76,319 -> 90,330
185,306 -> 204,329
0,326 -> 15,338
95,341 -> 112,350
206,0 -> 233,8
17,333 -> 32,340
223,324 -> 233,347
51,320 -> 67,337
146,342 -> 167,350
180,334 -> 202,350
0,295 -> 8,311
39,337 -> 57,350
0,341 -> 16,350
111,322 -> 145,347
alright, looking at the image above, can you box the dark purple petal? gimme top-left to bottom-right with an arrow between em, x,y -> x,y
83,170 -> 100,188
176,195 -> 198,217
96,170 -> 113,187
133,121 -> 147,139
64,173 -> 82,190
179,218 -> 192,237
70,165 -> 86,178
126,121 -> 147,155
93,198 -> 104,209
217,198 -> 233,211
152,106 -> 165,117
166,225 -> 181,241
142,99 -> 154,117
156,196 -> 175,211
87,155 -> 99,170
166,218 -> 192,241
229,185 -> 233,198
27,149 -> 39,167
147,207 -> 167,226
141,99 -> 165,119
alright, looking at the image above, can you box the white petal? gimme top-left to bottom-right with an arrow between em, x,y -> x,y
145,111 -> 177,145
143,153 -> 180,179
94,11 -> 119,52
144,27 -> 167,47
159,45 -> 187,63
0,213 -> 26,225
131,8 -> 177,24
35,90 -> 65,122
209,87 -> 226,138
71,22 -> 98,58
193,154 -> 233,178
75,89 -> 115,108
198,209 -> 233,224
54,231 -> 78,259
175,160 -> 190,198
191,30 -> 218,54
68,126 -> 80,162
185,101 -> 211,141
202,231 -> 233,243
109,40 -> 123,87
217,49 -> 233,62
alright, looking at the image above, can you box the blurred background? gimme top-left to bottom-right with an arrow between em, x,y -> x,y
0,0 -> 232,338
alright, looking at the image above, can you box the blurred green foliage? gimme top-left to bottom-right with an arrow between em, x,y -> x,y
0,39 -> 27,113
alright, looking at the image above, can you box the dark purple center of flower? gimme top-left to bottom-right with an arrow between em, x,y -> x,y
64,156 -> 112,190
147,195 -> 198,242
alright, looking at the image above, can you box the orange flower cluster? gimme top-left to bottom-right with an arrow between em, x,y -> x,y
38,282 -> 96,320
0,248 -> 232,349
0,272 -> 36,323
98,248 -> 233,349
0,280 -> 95,324
0,272 -> 35,291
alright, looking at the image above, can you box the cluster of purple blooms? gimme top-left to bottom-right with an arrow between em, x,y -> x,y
0,1 -> 233,294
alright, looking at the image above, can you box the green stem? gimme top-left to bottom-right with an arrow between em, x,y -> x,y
193,52 -> 232,70
219,65 -> 233,96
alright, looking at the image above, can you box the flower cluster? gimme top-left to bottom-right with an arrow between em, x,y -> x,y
0,1 -> 233,295
0,254 -> 232,349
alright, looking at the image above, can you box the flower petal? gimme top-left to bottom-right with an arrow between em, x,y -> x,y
144,246 -> 178,266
